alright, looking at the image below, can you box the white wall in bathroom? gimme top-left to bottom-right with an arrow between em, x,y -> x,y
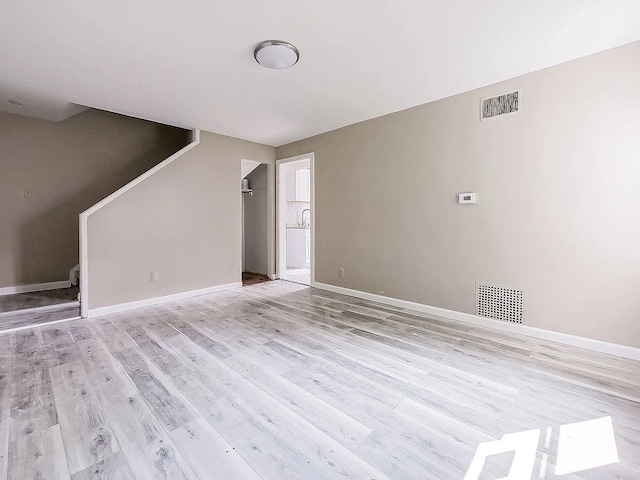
285,160 -> 309,199
284,159 -> 311,268
286,202 -> 311,226
284,160 -> 311,225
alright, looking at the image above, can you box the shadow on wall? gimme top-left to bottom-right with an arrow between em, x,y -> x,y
2,109 -> 191,286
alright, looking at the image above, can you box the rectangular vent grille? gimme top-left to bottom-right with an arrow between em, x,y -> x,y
476,283 -> 524,324
481,91 -> 519,120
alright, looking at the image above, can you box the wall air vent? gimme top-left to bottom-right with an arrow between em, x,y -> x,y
481,90 -> 520,121
476,283 -> 524,324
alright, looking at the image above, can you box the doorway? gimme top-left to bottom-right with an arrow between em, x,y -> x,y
277,154 -> 314,286
242,161 -> 272,286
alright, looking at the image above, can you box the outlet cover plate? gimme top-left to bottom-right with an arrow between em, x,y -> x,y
458,192 -> 477,204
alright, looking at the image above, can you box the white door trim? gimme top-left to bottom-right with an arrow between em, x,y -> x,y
276,153 -> 315,286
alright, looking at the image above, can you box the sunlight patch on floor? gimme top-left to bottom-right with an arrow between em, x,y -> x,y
555,416 -> 618,475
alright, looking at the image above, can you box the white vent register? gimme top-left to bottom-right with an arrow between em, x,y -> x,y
476,283 -> 524,324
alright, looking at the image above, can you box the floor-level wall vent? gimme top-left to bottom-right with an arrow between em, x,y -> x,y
481,90 -> 520,120
476,283 -> 524,324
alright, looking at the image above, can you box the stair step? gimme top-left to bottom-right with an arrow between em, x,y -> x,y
0,302 -> 81,332
0,286 -> 79,312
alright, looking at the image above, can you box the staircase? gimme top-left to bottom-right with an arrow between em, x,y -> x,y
0,287 -> 81,331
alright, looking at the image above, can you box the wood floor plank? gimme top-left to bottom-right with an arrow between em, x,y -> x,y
162,332 -> 391,479
283,364 -> 474,479
225,352 -> 374,449
295,325 -> 519,400
8,424 -> 71,480
50,360 -> 119,474
0,334 -> 13,480
70,451 -> 135,480
113,347 -> 199,432
113,325 -> 230,421
224,334 -> 296,374
0,389 -> 8,479
8,329 -> 64,480
101,395 -> 198,480
394,397 -> 493,456
162,317 -> 233,359
89,319 -> 138,353
277,332 -> 515,436
300,323 -> 518,397
75,335 -> 138,408
10,359 -> 57,431
170,417 -> 262,480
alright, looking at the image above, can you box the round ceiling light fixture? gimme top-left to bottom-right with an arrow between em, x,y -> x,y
254,40 -> 299,69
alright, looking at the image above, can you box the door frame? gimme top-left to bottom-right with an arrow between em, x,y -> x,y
275,153 -> 315,286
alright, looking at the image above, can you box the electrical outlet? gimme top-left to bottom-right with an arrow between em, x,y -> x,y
339,268 -> 344,278
23,188 -> 33,198
150,271 -> 158,282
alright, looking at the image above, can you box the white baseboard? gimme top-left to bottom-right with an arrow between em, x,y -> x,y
313,282 -> 640,362
0,280 -> 72,296
87,282 -> 243,318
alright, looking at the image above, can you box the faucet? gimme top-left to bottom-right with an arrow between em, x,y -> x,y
301,209 -> 311,227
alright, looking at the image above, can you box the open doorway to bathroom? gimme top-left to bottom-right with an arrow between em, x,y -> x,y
276,154 -> 314,286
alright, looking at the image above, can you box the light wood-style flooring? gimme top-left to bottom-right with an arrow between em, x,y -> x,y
0,281 -> 638,479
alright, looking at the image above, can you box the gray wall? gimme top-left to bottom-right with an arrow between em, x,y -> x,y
87,130 -> 275,309
0,109 -> 189,288
277,41 -> 640,348
243,164 -> 268,274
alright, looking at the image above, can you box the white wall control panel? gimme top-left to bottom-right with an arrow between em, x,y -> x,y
458,192 -> 477,204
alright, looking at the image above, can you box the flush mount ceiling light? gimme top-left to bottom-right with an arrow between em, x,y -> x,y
254,40 -> 299,69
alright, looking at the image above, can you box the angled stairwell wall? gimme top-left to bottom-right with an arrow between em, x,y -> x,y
0,109 -> 189,293
81,130 -> 275,317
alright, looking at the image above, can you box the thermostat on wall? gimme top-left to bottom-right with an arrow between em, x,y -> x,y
458,192 -> 477,204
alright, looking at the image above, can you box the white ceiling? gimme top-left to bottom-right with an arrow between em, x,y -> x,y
1,1 -> 639,146
0,80 -> 88,122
